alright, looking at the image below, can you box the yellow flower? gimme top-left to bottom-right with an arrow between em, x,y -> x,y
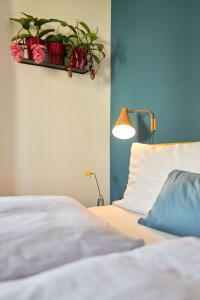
85,170 -> 92,177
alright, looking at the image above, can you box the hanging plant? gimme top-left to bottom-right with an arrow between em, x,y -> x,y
9,14 -> 106,79
66,21 -> 105,79
10,12 -> 67,63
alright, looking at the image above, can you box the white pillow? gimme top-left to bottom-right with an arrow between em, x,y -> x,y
114,142 -> 200,215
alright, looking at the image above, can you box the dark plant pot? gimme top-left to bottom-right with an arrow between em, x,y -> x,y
70,48 -> 87,69
48,42 -> 66,65
25,37 -> 44,60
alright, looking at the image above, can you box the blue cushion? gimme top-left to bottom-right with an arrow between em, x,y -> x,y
138,170 -> 200,237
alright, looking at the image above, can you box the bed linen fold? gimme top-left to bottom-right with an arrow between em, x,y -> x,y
0,196 -> 143,281
0,237 -> 199,300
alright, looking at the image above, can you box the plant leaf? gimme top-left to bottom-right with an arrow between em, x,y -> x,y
46,33 -> 68,44
60,21 -> 68,26
75,26 -> 86,36
85,32 -> 97,41
34,18 -> 50,28
11,33 -> 31,41
92,43 -> 104,52
67,25 -> 77,36
67,39 -> 76,47
68,34 -> 77,39
10,17 -> 33,30
92,54 -> 100,64
35,18 -> 68,28
21,18 -> 33,30
46,18 -> 68,26
38,29 -> 55,38
21,12 -> 34,18
79,21 -> 91,33
10,17 -> 23,24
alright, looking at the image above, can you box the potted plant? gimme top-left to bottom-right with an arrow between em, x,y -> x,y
67,21 -> 105,79
10,12 -> 67,63
45,32 -> 68,65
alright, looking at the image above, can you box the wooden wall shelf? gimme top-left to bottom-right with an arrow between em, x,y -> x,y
20,58 -> 90,74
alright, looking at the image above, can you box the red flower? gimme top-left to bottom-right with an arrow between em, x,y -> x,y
31,44 -> 46,64
10,43 -> 24,62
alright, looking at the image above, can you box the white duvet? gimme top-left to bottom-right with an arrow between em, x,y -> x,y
0,195 -> 142,281
0,237 -> 200,300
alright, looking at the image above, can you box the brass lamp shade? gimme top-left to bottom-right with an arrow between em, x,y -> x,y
112,106 -> 157,140
112,107 -> 136,139
115,107 -> 132,126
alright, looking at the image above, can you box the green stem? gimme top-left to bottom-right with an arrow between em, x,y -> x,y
16,28 -> 23,41
57,24 -> 61,35
27,29 -> 32,36
76,20 -> 80,45
92,173 -> 101,197
36,26 -> 39,37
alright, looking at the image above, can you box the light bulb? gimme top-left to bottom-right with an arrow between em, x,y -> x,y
112,124 -> 135,139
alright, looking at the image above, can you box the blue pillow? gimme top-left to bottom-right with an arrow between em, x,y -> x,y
138,170 -> 200,237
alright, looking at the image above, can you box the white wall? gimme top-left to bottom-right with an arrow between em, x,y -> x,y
0,0 -> 15,194
2,0 -> 111,206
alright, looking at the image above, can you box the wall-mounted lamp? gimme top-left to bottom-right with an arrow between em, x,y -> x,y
112,107 -> 157,139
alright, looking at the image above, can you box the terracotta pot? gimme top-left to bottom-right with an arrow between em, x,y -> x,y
70,48 -> 87,69
25,37 -> 44,60
48,42 -> 66,65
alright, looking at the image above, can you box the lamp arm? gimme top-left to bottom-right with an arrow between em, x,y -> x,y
127,109 -> 157,132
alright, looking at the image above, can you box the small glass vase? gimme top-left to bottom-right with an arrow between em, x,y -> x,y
97,195 -> 104,206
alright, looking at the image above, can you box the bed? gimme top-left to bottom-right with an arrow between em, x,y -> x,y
89,201 -> 175,244
0,141 -> 200,299
90,141 -> 200,244
0,195 -> 200,300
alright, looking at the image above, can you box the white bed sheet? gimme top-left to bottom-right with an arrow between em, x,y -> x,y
89,201 -> 176,244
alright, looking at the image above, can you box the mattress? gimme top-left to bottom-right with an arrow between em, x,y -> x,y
89,201 -> 175,244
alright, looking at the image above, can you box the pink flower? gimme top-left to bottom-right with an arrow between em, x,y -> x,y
31,44 -> 46,64
10,43 -> 24,62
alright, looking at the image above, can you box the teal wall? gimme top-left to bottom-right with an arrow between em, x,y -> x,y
111,0 -> 200,202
